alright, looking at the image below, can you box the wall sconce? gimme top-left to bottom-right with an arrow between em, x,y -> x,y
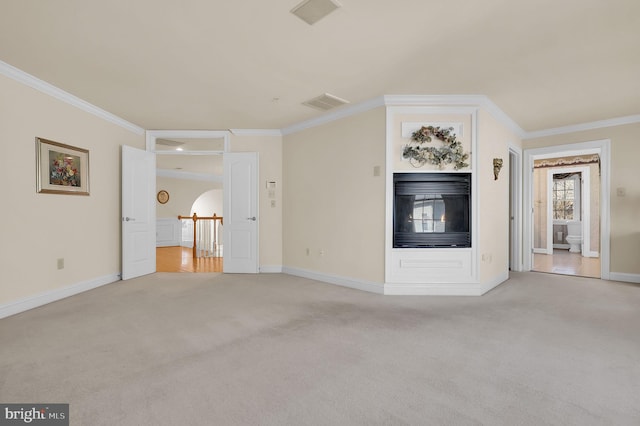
493,158 -> 503,180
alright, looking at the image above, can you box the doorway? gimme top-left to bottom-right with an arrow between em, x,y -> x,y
523,139 -> 611,279
147,130 -> 259,273
509,146 -> 522,272
157,187 -> 224,273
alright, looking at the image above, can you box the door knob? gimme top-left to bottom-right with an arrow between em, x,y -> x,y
123,217 -> 136,222
247,216 -> 256,221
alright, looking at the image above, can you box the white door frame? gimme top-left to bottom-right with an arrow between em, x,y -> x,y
509,145 -> 523,272
523,139 -> 610,279
145,130 -> 230,152
144,130 -> 253,273
545,166 -> 590,257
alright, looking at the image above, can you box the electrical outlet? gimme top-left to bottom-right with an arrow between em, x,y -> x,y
57,258 -> 64,270
271,200 -> 276,208
306,248 -> 310,256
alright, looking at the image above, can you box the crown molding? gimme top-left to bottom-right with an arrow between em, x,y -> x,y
523,114 -> 640,140
157,169 -> 223,183
281,94 -> 527,138
477,98 -> 527,139
383,94 -> 487,106
0,60 -> 144,135
4,58 -> 635,142
384,95 -> 526,138
230,129 -> 283,137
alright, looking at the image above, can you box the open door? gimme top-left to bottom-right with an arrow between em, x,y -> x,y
223,152 -> 259,273
122,145 -> 156,280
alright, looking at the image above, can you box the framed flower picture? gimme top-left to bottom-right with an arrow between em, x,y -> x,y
36,137 -> 90,195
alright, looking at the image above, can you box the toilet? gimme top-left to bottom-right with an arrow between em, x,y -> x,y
565,221 -> 583,253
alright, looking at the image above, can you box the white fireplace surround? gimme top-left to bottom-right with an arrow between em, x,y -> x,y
385,106 -> 483,295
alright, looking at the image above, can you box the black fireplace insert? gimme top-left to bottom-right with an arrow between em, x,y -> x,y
393,173 -> 471,248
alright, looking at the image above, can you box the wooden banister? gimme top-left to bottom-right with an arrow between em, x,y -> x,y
178,213 -> 223,258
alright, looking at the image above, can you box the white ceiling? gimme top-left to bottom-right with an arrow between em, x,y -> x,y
1,0 -> 638,132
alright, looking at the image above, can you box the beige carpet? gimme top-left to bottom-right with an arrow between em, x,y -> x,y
1,272 -> 639,425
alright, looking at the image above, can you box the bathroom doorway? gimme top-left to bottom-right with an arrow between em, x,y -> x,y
531,159 -> 600,277
523,139 -> 611,279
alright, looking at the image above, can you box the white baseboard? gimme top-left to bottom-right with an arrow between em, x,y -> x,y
384,273 -> 508,296
533,248 -> 548,254
283,267 -> 384,294
384,282 -> 483,296
0,273 -> 121,319
588,251 -> 600,258
283,266 -> 509,296
609,272 -> 640,284
260,265 -> 283,273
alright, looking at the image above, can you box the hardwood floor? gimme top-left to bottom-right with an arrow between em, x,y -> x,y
533,249 -> 600,278
156,246 -> 222,273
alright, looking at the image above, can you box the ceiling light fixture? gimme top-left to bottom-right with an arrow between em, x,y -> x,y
290,0 -> 341,25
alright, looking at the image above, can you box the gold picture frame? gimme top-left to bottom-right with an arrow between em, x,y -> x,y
36,137 -> 90,195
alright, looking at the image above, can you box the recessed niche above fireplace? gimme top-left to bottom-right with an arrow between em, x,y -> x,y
393,172 -> 471,248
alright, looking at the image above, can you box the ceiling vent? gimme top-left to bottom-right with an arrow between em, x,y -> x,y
302,93 -> 350,111
290,0 -> 341,25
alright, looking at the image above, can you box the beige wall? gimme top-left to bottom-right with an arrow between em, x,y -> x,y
230,134 -> 283,269
0,74 -> 144,305
156,177 -> 221,219
283,108 -> 386,283
477,109 -> 521,282
523,122 -> 640,274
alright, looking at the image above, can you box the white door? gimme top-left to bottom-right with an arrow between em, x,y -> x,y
122,145 -> 156,280
223,152 -> 258,273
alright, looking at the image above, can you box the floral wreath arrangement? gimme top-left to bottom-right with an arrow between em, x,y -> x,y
402,126 -> 469,169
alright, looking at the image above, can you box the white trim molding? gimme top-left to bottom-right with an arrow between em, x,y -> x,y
0,60 -> 144,135
384,271 -> 508,296
230,129 -> 283,137
0,273 -> 121,319
524,114 -> 640,139
281,94 -> 525,140
146,130 -> 231,152
384,95 -> 526,139
509,145 -> 524,272
609,272 -> 640,284
283,267 -> 385,294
